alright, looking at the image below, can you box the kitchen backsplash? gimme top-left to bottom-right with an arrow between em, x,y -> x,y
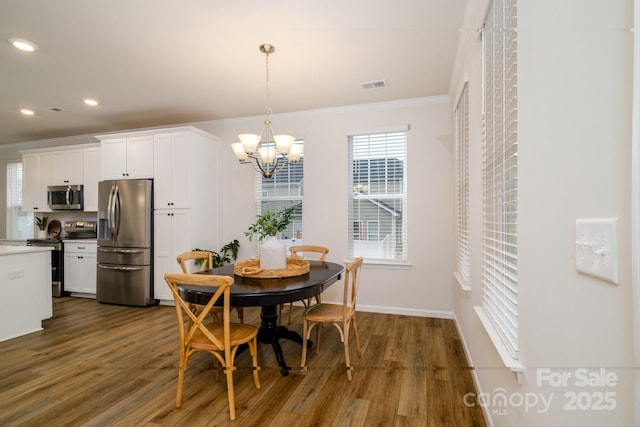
34,211 -> 98,238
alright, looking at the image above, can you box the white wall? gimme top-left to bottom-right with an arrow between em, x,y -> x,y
451,0 -> 635,426
195,98 -> 457,315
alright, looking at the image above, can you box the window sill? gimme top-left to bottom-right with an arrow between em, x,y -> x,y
358,259 -> 412,269
454,272 -> 471,292
474,306 -> 524,384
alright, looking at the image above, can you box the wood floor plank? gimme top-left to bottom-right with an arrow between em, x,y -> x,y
0,297 -> 487,426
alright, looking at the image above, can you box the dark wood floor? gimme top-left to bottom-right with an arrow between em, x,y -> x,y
0,297 -> 486,426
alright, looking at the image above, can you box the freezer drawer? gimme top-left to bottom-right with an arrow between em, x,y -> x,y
97,247 -> 151,266
96,263 -> 156,306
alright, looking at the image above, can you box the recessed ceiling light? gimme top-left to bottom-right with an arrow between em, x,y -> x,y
84,98 -> 99,106
9,38 -> 38,52
20,108 -> 35,116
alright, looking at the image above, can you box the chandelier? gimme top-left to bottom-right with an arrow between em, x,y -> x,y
231,44 -> 303,179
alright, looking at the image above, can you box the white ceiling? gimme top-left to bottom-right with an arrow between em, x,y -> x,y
0,0 -> 469,144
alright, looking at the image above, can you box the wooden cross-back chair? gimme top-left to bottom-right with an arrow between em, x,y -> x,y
164,272 -> 260,421
300,256 -> 364,381
176,251 -> 244,323
279,245 -> 329,324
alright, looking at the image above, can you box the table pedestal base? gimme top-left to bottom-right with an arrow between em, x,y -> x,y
258,305 -> 312,376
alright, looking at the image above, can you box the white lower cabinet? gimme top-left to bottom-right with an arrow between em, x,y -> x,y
64,241 -> 97,296
153,210 -> 191,302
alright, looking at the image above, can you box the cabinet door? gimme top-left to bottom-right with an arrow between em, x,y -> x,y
153,133 -> 173,209
83,147 -> 100,211
170,132 -> 191,209
65,253 -> 97,294
23,153 -> 52,212
126,136 -> 154,179
51,149 -> 83,185
153,210 -> 175,301
154,132 -> 190,209
153,209 -> 191,302
100,138 -> 127,180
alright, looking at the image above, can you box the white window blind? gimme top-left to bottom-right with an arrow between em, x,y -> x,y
6,161 -> 33,239
481,0 -> 519,359
254,142 -> 304,252
348,132 -> 407,262
455,82 -> 471,286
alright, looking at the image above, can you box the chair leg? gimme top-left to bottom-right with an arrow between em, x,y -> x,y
300,319 -> 310,371
249,338 -> 261,389
224,358 -> 236,420
352,314 -> 363,357
176,367 -> 185,407
343,320 -> 353,381
314,322 -> 321,354
287,302 -> 294,324
236,307 -> 244,323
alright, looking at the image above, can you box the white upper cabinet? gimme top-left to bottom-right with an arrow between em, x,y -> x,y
154,131 -> 191,209
22,152 -> 52,212
51,149 -> 84,185
98,135 -> 154,180
83,147 -> 100,212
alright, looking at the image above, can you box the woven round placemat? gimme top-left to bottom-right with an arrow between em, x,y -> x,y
233,258 -> 310,278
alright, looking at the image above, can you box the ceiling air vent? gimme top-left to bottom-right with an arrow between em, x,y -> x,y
360,80 -> 388,90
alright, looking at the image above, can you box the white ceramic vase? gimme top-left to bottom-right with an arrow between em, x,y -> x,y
37,230 -> 47,239
260,236 -> 286,269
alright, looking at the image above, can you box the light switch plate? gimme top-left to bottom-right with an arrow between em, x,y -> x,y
575,218 -> 619,284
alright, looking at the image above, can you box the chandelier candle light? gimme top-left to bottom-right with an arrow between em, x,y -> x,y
231,44 -> 303,179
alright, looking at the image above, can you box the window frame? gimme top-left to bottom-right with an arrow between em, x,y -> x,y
348,130 -> 408,264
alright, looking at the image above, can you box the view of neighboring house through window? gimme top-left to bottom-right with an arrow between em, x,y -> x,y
254,141 -> 304,253
455,82 -> 471,288
348,131 -> 407,262
6,161 -> 33,239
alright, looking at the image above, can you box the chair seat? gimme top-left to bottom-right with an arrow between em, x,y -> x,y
304,303 -> 346,323
189,322 -> 258,350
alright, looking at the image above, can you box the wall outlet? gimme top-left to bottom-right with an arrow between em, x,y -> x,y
575,218 -> 619,284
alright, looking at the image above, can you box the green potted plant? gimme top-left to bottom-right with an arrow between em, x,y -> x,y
34,215 -> 48,239
245,205 -> 296,242
245,205 -> 296,269
193,239 -> 240,268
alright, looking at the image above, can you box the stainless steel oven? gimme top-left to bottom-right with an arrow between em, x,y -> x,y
27,238 -> 65,297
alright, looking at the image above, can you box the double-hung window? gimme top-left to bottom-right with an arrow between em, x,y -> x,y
6,161 -> 33,239
455,82 -> 471,289
348,131 -> 407,263
480,0 -> 519,361
253,142 -> 304,253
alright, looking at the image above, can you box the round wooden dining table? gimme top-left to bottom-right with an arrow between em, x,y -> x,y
177,260 -> 344,375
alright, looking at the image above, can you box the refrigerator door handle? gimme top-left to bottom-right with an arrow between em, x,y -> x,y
98,248 -> 146,254
107,185 -> 115,237
113,184 -> 121,239
98,264 -> 146,272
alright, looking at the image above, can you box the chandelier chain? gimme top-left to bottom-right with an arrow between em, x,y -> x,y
263,49 -> 272,119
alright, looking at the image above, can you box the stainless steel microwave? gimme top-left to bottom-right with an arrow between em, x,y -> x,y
47,185 -> 84,210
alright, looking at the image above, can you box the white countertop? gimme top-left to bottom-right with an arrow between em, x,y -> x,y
0,245 -> 52,255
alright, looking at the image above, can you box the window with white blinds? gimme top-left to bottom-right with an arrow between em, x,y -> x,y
348,132 -> 407,263
455,82 -> 471,287
6,161 -> 33,239
253,142 -> 304,251
481,0 -> 519,359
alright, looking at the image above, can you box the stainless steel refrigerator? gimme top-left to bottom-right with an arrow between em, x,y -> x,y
96,179 -> 156,306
